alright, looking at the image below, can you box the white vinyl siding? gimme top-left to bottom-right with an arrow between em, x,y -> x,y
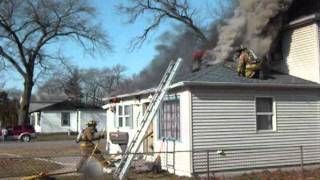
191,88 -> 320,173
35,110 -> 106,133
282,23 -> 320,83
40,111 -> 78,133
79,111 -> 106,132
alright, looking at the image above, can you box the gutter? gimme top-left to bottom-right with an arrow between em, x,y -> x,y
284,13 -> 320,30
170,81 -> 320,89
101,80 -> 319,107
102,88 -> 157,102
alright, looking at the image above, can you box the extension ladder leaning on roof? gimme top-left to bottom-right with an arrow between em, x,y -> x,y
113,58 -> 183,180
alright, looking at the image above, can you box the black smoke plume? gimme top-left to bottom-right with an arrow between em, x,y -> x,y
209,0 -> 293,62
127,0 -> 318,92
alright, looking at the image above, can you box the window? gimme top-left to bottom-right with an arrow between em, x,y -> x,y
61,112 -> 70,126
117,105 -> 133,128
159,96 -> 180,140
256,97 -> 275,131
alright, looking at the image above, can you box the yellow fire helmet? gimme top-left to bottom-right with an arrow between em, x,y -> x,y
87,120 -> 97,126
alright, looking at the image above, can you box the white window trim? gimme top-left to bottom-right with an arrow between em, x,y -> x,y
255,96 -> 277,132
116,104 -> 132,128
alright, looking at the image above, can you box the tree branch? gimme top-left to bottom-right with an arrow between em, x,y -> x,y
119,0 -> 208,48
0,46 -> 25,76
0,15 -> 28,67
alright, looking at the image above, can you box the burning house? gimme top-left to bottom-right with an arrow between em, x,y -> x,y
103,0 -> 320,177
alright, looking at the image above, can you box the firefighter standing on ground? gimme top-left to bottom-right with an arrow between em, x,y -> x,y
76,120 -> 109,172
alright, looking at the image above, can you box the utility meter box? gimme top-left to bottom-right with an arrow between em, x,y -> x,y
109,131 -> 129,145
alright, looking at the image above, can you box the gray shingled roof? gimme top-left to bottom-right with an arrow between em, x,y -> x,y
30,100 -> 102,113
174,63 -> 320,87
29,100 -> 64,113
104,63 -> 320,101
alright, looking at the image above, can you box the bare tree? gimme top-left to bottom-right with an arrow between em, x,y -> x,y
64,68 -> 82,100
82,65 -> 127,99
0,0 -> 110,124
36,65 -> 72,100
81,68 -> 104,103
36,78 -> 66,100
37,64 -> 127,102
117,0 -> 209,48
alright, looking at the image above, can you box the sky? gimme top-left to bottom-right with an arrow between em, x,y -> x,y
2,0 -> 218,90
60,0 -> 172,75
3,0 -> 173,90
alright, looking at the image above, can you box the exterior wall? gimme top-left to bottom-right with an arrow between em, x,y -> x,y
191,87 -> 320,174
35,110 -> 106,133
104,90 -> 193,176
106,97 -> 149,154
79,111 -> 107,132
282,23 -> 320,83
153,90 -> 193,177
39,111 -> 78,133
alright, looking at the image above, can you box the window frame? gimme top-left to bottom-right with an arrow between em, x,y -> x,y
158,95 -> 181,141
61,112 -> 71,127
116,104 -> 133,128
255,96 -> 277,132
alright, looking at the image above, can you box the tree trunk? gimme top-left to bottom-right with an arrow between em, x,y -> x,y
18,76 -> 33,125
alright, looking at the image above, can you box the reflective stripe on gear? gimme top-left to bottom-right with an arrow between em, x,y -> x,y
80,143 -> 94,148
246,63 -> 261,71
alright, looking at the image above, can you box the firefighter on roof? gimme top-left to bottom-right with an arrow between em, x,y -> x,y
236,46 -> 262,78
76,120 -> 109,172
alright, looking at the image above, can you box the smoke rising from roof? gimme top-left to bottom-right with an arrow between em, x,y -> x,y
128,0 -> 304,92
209,0 -> 293,62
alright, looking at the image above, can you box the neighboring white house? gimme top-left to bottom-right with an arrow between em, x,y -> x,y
103,13 -> 320,177
30,100 -> 106,133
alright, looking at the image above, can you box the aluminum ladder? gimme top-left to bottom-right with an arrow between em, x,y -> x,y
113,58 -> 183,180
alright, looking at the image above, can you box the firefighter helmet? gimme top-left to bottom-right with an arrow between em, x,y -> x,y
87,120 -> 97,126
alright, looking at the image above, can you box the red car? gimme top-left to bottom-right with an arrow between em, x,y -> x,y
0,125 -> 36,142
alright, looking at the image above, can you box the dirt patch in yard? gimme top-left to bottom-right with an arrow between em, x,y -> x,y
53,171 -> 193,180
22,167 -> 320,180
0,158 -> 63,178
216,168 -> 320,180
119,171 -> 193,180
